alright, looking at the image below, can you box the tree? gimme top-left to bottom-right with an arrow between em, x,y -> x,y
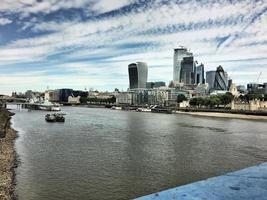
177,94 -> 187,103
80,96 -> 88,104
189,98 -> 197,107
220,92 -> 234,106
209,96 -> 221,108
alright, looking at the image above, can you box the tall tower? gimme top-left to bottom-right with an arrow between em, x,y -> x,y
214,65 -> 228,91
173,46 -> 193,82
180,56 -> 195,85
195,64 -> 205,84
206,71 -> 216,92
206,66 -> 228,92
128,62 -> 148,89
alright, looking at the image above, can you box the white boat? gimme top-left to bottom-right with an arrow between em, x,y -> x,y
111,106 -> 122,110
38,100 -> 61,111
136,108 -> 151,112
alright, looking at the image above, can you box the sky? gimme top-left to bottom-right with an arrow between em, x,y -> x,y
0,0 -> 266,95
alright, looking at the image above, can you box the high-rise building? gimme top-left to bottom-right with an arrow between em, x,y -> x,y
180,56 -> 195,85
214,65 -> 228,91
173,47 -> 193,82
195,64 -> 205,84
128,62 -> 148,89
206,66 -> 229,92
206,71 -> 216,92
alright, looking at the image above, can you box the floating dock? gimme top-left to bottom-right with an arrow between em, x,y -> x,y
135,162 -> 267,200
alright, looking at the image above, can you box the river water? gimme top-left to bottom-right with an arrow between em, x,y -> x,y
9,106 -> 267,200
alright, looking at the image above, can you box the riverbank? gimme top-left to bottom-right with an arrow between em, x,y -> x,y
0,109 -> 17,200
176,111 -> 267,120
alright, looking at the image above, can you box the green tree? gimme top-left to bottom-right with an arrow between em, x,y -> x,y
177,94 -> 187,103
80,96 -> 88,104
210,96 -> 221,108
189,98 -> 197,107
220,92 -> 234,106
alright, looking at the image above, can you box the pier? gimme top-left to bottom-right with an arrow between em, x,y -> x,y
135,162 -> 267,200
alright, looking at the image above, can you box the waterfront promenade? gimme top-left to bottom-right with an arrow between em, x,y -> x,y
135,162 -> 267,200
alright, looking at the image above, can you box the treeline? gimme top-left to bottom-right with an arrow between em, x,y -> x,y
189,93 -> 234,108
238,93 -> 267,102
189,93 -> 267,108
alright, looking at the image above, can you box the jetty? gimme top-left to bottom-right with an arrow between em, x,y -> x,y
135,162 -> 267,200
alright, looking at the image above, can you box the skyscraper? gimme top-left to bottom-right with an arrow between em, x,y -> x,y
206,71 -> 216,92
180,56 -> 195,85
173,47 -> 193,82
195,64 -> 205,84
206,66 -> 229,92
214,65 -> 228,91
128,62 -> 148,89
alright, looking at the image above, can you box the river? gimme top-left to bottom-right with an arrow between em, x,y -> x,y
9,106 -> 267,200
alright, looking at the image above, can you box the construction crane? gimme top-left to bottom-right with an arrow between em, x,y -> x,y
256,72 -> 262,83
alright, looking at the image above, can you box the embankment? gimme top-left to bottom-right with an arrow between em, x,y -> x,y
0,109 -> 17,200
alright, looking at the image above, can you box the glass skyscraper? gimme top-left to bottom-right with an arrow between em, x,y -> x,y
206,66 -> 228,92
128,62 -> 148,89
173,47 -> 193,82
195,64 -> 205,84
180,56 -> 195,85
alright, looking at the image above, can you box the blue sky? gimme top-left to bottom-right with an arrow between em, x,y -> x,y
0,0 -> 266,94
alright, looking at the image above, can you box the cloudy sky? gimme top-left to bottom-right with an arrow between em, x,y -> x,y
0,0 -> 266,94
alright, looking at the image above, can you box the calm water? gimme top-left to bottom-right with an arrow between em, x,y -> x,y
10,106 -> 267,200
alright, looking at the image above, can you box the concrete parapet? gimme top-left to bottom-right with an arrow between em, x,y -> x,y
135,162 -> 267,200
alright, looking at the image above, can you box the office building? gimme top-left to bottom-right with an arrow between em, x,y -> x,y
206,71 -> 216,92
128,62 -> 148,89
195,64 -> 205,84
206,66 -> 228,92
180,56 -> 195,85
173,46 -> 193,82
213,66 -> 228,91
247,83 -> 267,94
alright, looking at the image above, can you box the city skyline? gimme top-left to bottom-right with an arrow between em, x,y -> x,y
0,0 -> 267,95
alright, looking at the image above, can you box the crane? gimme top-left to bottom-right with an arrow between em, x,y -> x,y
256,72 -> 262,83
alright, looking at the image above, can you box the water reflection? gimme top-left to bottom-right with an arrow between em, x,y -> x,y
9,106 -> 267,200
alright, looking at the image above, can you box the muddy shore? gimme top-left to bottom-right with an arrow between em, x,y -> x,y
0,109 -> 17,200
175,111 -> 267,120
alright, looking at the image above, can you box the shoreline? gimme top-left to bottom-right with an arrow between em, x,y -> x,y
175,110 -> 267,120
0,109 -> 18,200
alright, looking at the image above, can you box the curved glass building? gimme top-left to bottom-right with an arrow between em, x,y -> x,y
173,47 -> 193,82
128,62 -> 148,89
214,65 -> 228,91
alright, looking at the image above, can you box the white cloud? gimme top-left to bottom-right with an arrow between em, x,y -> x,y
0,0 -> 267,94
91,0 -> 135,13
0,18 -> 12,25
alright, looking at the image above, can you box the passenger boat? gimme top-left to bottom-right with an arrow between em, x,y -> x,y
45,113 -> 66,122
39,100 -> 61,111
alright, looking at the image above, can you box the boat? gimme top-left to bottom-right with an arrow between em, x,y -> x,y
45,113 -> 66,122
136,108 -> 151,112
151,107 -> 172,114
39,100 -> 61,111
111,106 -> 122,110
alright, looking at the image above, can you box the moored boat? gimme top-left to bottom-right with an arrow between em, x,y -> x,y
136,108 -> 151,112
